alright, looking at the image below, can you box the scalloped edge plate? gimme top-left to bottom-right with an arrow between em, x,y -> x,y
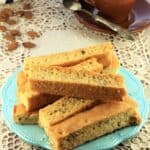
1,67 -> 149,150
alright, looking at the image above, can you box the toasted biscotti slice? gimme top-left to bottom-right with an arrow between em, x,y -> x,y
24,42 -> 113,71
47,97 -> 141,150
28,67 -> 127,101
13,104 -> 38,124
39,97 -> 99,128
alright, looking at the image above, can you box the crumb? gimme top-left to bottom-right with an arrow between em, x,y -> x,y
23,42 -> 36,48
15,10 -> 24,17
7,19 -> 17,25
10,29 -> 21,36
0,25 -> 7,32
23,3 -> 31,10
24,11 -> 32,19
4,33 -> 15,41
27,31 -> 39,39
6,42 -> 18,51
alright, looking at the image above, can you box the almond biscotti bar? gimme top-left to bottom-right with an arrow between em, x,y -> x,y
28,67 -> 127,101
47,97 -> 141,150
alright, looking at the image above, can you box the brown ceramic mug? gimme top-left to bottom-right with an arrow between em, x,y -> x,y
85,0 -> 136,23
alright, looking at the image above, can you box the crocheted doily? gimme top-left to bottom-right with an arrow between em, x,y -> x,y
0,0 -> 150,150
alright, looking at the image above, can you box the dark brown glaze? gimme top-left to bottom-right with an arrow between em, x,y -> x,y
75,0 -> 150,33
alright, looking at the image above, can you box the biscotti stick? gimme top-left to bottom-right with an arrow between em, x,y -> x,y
28,67 -> 127,101
47,97 -> 141,150
24,42 -> 113,71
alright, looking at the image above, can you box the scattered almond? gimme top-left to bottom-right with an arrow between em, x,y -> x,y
10,29 -> 21,36
2,8 -> 14,17
0,13 -> 9,22
4,33 -> 15,41
15,10 -> 24,17
0,25 -> 7,32
6,42 -> 18,51
7,19 -> 17,25
24,11 -> 33,19
23,42 -> 36,48
23,3 -> 31,10
27,31 -> 39,39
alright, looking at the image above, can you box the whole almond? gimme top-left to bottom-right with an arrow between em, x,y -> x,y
10,29 -> 21,36
7,19 -> 17,25
4,33 -> 15,41
27,31 -> 39,39
2,8 -> 14,17
23,3 -> 31,10
6,42 -> 18,51
24,11 -> 32,19
23,42 -> 36,48
0,25 -> 7,32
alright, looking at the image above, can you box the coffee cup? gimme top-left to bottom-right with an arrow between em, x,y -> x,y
85,0 -> 136,24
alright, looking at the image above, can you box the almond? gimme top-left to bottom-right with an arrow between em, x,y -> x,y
6,42 -> 18,51
0,25 -> 7,32
23,3 -> 31,10
24,11 -> 32,19
7,19 -> 17,25
4,33 -> 15,41
27,31 -> 39,39
2,8 -> 14,17
23,42 -> 36,48
10,29 -> 21,36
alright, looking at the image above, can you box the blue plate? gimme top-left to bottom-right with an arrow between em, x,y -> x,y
1,67 -> 149,150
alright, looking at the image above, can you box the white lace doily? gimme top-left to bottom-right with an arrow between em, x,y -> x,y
0,0 -> 150,150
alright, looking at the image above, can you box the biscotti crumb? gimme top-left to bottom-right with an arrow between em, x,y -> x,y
23,3 -> 31,10
24,11 -> 33,19
0,25 -> 7,32
26,31 -> 39,39
6,42 -> 18,51
4,33 -> 15,41
7,19 -> 17,25
10,29 -> 21,36
23,42 -> 36,48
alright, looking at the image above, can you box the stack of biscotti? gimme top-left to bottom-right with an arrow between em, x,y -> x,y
14,42 -> 119,121
13,42 -> 141,150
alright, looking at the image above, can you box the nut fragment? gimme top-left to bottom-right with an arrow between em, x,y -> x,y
0,25 -> 7,32
6,42 -> 18,51
23,3 -> 31,10
4,33 -> 15,41
23,42 -> 36,48
15,10 -> 24,17
27,31 -> 39,39
10,29 -> 21,36
0,12 -> 9,22
7,19 -> 17,25
24,11 -> 32,19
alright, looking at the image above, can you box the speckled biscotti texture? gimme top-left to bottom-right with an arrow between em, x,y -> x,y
47,97 -> 141,150
39,97 -> 99,129
13,104 -> 38,124
24,42 -> 113,71
28,67 -> 126,101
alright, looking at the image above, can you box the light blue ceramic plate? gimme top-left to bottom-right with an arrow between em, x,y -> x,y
1,67 -> 149,150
